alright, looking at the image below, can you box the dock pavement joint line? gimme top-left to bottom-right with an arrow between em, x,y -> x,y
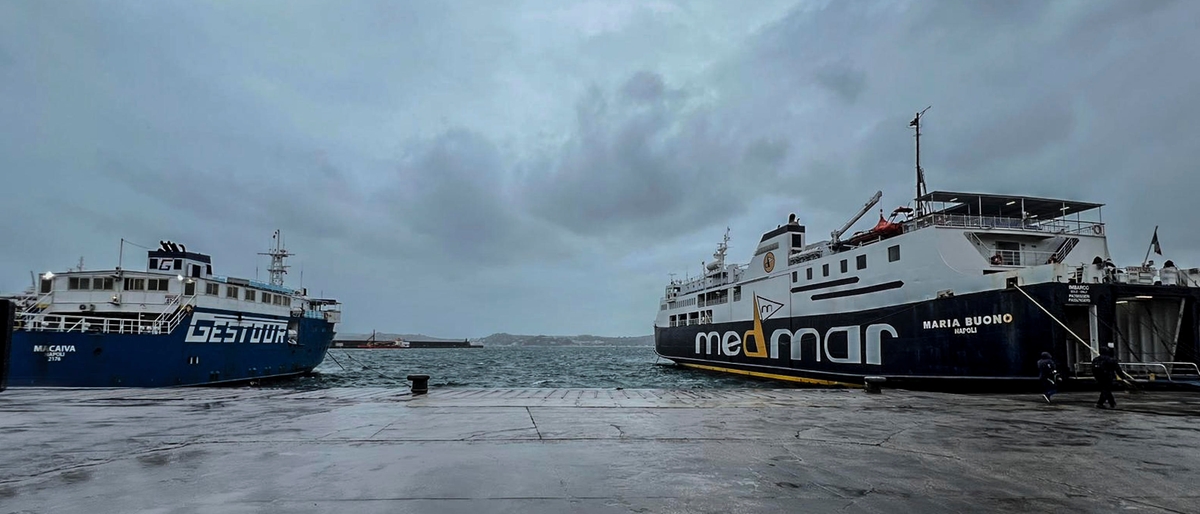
526,406 -> 543,440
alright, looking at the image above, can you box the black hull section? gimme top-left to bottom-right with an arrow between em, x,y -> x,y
655,282 -> 1200,392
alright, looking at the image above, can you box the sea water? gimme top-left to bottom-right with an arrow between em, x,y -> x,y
282,346 -> 789,389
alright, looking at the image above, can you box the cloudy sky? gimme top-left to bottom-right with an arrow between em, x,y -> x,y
2,0 -> 1198,338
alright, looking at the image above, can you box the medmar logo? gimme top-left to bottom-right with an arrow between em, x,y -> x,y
695,295 -> 897,365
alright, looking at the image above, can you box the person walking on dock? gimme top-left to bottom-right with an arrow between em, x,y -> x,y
1037,352 -> 1059,403
1092,346 -> 1120,409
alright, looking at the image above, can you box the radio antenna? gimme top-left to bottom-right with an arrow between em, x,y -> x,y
910,106 -> 931,217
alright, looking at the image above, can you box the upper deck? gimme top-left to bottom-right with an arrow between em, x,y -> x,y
908,191 -> 1106,237
9,235 -> 341,335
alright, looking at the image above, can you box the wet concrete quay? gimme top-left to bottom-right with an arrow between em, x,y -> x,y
2,387 -> 1198,513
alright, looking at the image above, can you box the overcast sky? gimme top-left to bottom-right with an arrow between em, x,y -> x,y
3,0 -> 1198,338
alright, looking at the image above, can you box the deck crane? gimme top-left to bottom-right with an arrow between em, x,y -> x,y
831,190 -> 883,246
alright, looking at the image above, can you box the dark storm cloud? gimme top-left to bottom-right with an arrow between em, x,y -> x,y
374,129 -> 568,266
520,71 -> 794,240
3,0 -> 1199,336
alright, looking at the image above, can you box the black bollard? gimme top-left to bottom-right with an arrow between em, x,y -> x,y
407,374 -> 430,395
864,376 -> 886,394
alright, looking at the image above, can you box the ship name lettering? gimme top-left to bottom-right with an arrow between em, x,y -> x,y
923,314 -> 1012,330
32,345 -> 76,353
185,313 -> 287,344
696,324 -> 897,366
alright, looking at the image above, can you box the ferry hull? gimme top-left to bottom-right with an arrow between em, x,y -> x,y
655,282 -> 1200,391
6,312 -> 335,387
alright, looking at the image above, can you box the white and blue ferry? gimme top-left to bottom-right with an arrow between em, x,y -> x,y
654,111 -> 1200,391
5,231 -> 341,387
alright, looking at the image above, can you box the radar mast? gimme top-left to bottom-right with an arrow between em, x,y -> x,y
258,230 -> 293,287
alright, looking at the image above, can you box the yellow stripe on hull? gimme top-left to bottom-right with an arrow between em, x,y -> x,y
678,362 -> 862,388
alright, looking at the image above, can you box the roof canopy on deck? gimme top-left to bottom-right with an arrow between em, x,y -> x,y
918,191 -> 1103,219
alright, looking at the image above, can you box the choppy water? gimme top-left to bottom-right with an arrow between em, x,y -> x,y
280,346 -> 791,389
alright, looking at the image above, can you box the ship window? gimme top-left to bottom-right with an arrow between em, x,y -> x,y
245,289 -> 256,301
205,282 -> 219,295
840,259 -> 848,273
888,245 -> 900,262
124,278 -> 145,291
285,298 -> 291,307
184,281 -> 196,296
147,279 -> 169,291
40,278 -> 52,293
149,258 -> 159,270
262,293 -> 272,304
806,267 -> 813,280
205,265 -> 212,275
95,278 -> 113,290
68,277 -> 84,290
273,295 -> 283,306
857,255 -> 867,270
791,234 -> 803,248
191,264 -> 201,278
792,271 -> 797,282
822,263 -> 829,277
226,286 -> 239,298
173,259 -> 182,270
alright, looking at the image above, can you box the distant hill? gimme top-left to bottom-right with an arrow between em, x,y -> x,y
476,333 -> 654,347
334,332 -> 462,343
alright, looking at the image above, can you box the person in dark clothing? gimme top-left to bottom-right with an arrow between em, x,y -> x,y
1092,347 -> 1120,409
1037,352 -> 1059,403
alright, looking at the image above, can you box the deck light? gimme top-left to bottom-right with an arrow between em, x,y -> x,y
1006,201 -> 1016,206
1135,295 -> 1153,299
43,271 -> 54,280
1116,300 -> 1128,304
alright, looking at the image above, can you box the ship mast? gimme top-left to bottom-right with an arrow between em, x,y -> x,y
910,106 -> 931,217
258,229 -> 293,287
714,227 -> 730,264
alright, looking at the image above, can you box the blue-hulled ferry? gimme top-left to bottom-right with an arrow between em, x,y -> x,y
5,231 -> 341,387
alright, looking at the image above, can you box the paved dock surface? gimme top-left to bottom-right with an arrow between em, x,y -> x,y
2,387 -> 1199,513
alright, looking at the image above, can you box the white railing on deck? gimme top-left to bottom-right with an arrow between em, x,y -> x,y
15,291 -> 53,316
908,214 -> 1103,236
16,295 -> 196,335
697,296 -> 729,308
991,249 -> 1057,267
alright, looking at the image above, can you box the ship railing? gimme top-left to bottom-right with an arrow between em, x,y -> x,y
990,249 -> 1058,267
16,312 -> 176,335
153,293 -> 185,326
697,296 -> 729,308
1119,362 -> 1200,382
153,294 -> 196,334
670,318 -> 709,327
15,291 -> 53,316
908,214 -> 1103,236
162,295 -> 197,334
